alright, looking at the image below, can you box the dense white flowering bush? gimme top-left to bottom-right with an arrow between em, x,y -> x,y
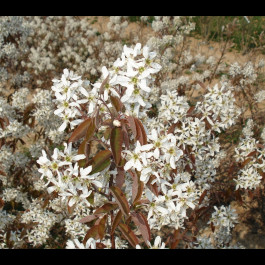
1,16 -> 265,249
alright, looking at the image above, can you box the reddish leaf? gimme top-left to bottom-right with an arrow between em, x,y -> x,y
204,118 -> 212,130
257,143 -> 265,149
94,108 -> 101,129
127,116 -> 137,138
96,242 -> 107,249
85,117 -> 96,141
247,150 -> 257,157
79,214 -> 102,224
187,106 -> 195,115
83,225 -> 100,244
94,202 -> 118,215
116,168 -> 125,188
110,127 -> 123,165
195,206 -> 210,218
133,199 -> 150,205
123,130 -> 130,149
78,140 -> 90,168
260,170 -> 265,181
67,201 -> 76,215
0,118 -> 6,130
228,162 -> 236,175
167,123 -> 177,134
118,223 -> 139,248
186,146 -> 196,165
102,119 -> 112,127
235,190 -> 243,205
248,190 -> 254,199
121,120 -> 130,149
171,229 -> 181,249
110,95 -> 122,112
131,212 -> 151,244
42,197 -> 51,209
98,215 -> 108,240
23,103 -> 35,125
111,210 -> 122,235
89,150 -> 112,175
68,118 -> 91,143
129,170 -> 144,205
99,75 -> 110,95
146,176 -> 159,197
0,197 -> 4,209
241,157 -> 252,168
198,190 -> 207,205
210,222 -> 215,233
103,127 -> 112,140
6,229 -> 11,248
110,186 -> 130,217
225,187 -> 233,201
134,117 -> 147,145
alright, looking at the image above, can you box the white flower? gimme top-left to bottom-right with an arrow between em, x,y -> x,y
123,141 -> 153,172
36,150 -> 52,179
147,236 -> 167,249
93,66 -> 120,100
66,238 -> 96,249
59,143 -> 86,166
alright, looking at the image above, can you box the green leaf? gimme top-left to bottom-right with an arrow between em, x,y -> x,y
110,127 -> 123,165
87,191 -> 94,205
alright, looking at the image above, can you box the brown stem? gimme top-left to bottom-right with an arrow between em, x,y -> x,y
209,38 -> 229,84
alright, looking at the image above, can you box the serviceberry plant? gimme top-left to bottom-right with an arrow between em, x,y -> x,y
1,16 -> 265,249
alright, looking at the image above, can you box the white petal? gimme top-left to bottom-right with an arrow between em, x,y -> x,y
141,144 -> 153,151
102,66 -> 109,78
58,121 -> 67,132
68,197 -> 76,207
154,148 -> 160,159
81,165 -> 92,176
170,156 -> 176,169
92,180 -> 103,188
47,186 -> 57,193
156,206 -> 168,215
124,160 -> 133,171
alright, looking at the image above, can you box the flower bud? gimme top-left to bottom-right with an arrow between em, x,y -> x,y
113,119 -> 121,127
